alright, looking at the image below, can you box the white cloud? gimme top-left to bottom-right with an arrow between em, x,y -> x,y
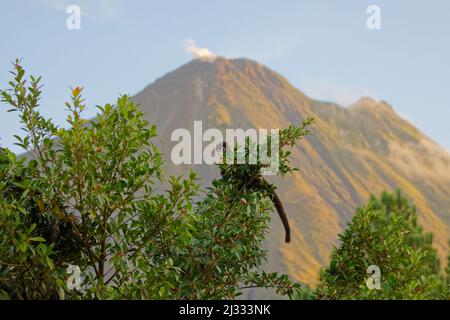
298,80 -> 376,106
37,0 -> 123,22
184,38 -> 217,62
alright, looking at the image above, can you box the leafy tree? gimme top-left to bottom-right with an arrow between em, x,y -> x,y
0,60 -> 312,299
315,190 -> 449,299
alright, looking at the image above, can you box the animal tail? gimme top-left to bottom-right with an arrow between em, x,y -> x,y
271,191 -> 291,243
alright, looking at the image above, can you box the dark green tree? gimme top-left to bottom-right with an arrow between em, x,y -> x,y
315,190 -> 448,299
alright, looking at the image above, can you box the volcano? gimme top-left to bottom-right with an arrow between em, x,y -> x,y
131,57 -> 450,297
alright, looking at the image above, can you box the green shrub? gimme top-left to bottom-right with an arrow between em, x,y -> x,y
315,190 -> 449,299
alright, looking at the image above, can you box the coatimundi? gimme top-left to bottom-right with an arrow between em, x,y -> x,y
219,142 -> 291,243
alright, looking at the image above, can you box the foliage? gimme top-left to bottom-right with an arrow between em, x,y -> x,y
0,60 -> 312,299
0,148 -> 79,299
294,285 -> 316,300
315,190 -> 449,299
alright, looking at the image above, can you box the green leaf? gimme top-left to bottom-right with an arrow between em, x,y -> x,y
30,236 -> 46,242
46,256 -> 54,270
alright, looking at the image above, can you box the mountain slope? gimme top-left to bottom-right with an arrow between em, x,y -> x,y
131,57 -> 450,290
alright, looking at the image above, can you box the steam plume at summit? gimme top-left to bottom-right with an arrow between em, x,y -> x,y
184,38 -> 217,61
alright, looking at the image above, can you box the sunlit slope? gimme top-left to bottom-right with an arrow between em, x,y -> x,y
132,57 -> 450,288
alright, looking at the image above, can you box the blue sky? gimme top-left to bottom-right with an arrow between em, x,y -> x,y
0,0 -> 449,153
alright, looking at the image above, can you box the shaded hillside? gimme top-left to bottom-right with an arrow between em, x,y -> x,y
131,57 -> 450,292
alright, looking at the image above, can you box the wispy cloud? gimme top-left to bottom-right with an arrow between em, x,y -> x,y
37,0 -> 123,22
299,80 -> 376,106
